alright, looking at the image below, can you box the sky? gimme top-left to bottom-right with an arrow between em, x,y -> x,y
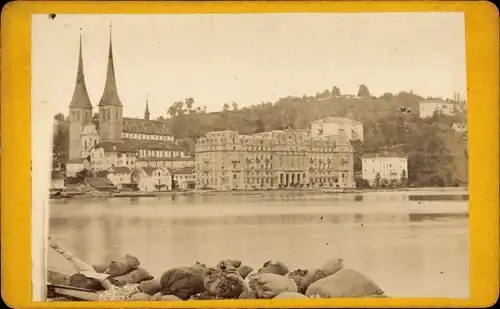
31,13 -> 467,118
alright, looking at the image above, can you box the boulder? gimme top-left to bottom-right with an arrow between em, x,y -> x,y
105,255 -> 140,277
273,291 -> 309,299
305,268 -> 384,298
108,267 -> 153,286
248,273 -> 297,299
129,292 -> 151,301
203,266 -> 245,299
237,265 -> 254,279
258,260 -> 289,276
138,278 -> 161,295
159,266 -> 205,300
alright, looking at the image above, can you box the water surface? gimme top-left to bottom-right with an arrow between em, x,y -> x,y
48,189 -> 469,298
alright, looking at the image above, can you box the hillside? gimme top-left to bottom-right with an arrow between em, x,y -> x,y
52,89 -> 468,186
167,91 -> 467,186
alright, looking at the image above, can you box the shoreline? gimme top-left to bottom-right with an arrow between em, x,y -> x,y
54,186 -> 468,200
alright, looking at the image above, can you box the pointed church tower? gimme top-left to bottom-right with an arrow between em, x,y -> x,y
144,94 -> 150,120
98,22 -> 123,142
68,32 -> 93,160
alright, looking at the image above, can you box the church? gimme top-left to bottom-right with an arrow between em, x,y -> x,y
65,26 -> 193,180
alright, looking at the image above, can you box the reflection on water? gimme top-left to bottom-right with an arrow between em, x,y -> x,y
48,190 -> 469,298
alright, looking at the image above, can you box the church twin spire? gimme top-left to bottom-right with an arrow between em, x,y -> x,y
98,22 -> 122,107
69,23 -> 122,110
68,32 -> 92,109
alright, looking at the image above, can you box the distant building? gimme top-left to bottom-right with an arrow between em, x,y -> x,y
419,99 -> 458,118
361,152 -> 408,186
51,171 -> 65,191
195,129 -> 355,190
170,166 -> 196,190
65,157 -> 91,177
107,166 -> 132,190
452,122 -> 467,133
139,167 -> 172,192
311,117 -> 364,142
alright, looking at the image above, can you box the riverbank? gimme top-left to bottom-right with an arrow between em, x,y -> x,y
55,186 -> 467,200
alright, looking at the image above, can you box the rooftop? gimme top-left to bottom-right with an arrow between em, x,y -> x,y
86,177 -> 117,189
169,166 -> 195,175
94,139 -> 187,153
362,152 -> 408,159
141,166 -> 167,176
108,166 -> 132,174
137,156 -> 194,162
419,99 -> 458,105
312,116 -> 362,125
122,117 -> 172,136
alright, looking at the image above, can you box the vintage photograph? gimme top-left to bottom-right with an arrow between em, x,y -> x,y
32,12 -> 469,301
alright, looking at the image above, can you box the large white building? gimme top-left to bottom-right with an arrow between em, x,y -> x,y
419,99 -> 458,118
311,117 -> 364,141
361,152 -> 408,186
195,129 -> 355,190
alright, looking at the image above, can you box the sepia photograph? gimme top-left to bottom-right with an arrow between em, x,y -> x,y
31,12 -> 469,302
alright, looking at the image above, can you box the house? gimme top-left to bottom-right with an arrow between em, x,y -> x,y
50,171 -> 65,191
89,142 -> 138,172
65,157 -> 91,177
452,122 -> 467,133
311,117 -> 364,142
107,166 -> 132,190
84,177 -> 117,192
139,167 -> 171,192
170,166 -> 196,190
361,152 -> 408,187
419,99 -> 457,118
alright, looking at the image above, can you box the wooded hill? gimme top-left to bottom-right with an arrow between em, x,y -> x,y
53,87 -> 468,187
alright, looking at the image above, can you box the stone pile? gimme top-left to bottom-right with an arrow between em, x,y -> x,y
53,255 -> 388,301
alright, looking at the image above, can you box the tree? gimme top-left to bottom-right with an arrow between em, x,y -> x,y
380,178 -> 390,188
52,113 -> 69,168
331,86 -> 341,97
54,113 -> 65,123
357,84 -> 371,98
76,168 -> 91,179
232,101 -> 239,111
380,92 -> 394,101
223,103 -> 230,112
400,169 -> 407,186
185,97 -> 195,114
374,172 -> 381,188
355,177 -> 370,188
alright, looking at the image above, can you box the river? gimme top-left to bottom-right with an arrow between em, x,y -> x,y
48,188 -> 469,298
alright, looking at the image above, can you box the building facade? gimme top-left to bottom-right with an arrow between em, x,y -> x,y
51,171 -> 65,191
65,26 -> 191,176
107,166 -> 132,190
419,100 -> 458,118
361,153 -> 408,186
139,167 -> 172,192
195,129 -> 355,190
171,166 -> 196,190
311,117 -> 364,142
